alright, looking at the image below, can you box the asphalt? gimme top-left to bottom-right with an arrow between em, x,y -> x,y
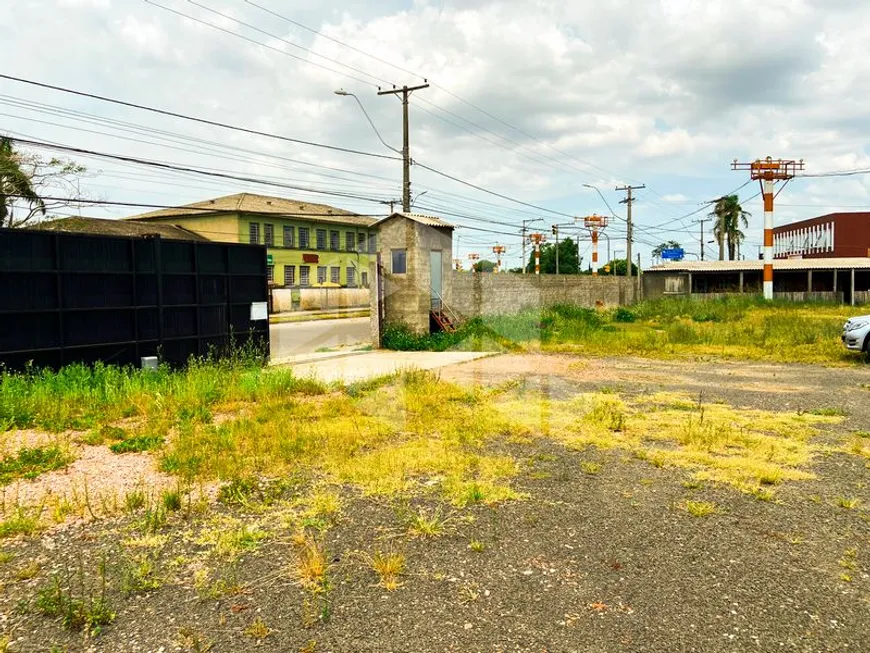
269,316 -> 371,359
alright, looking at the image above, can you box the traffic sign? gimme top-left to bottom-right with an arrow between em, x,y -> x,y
266,254 -> 273,265
661,248 -> 684,261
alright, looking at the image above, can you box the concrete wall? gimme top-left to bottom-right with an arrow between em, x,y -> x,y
271,288 -> 370,312
379,216 -> 453,333
451,272 -> 637,317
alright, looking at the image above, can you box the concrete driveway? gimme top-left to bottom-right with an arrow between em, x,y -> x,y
269,317 -> 371,359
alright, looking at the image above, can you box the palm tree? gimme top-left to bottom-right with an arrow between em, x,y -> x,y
708,195 -> 751,261
0,136 -> 45,228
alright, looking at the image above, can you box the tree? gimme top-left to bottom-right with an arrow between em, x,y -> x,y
708,195 -> 751,261
472,259 -> 497,273
602,258 -> 638,276
0,136 -> 88,229
525,238 -> 579,274
652,240 -> 682,261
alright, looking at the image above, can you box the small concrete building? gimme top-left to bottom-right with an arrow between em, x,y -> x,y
643,258 -> 870,304
371,212 -> 454,335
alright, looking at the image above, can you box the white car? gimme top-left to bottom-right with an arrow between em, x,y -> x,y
842,314 -> 870,352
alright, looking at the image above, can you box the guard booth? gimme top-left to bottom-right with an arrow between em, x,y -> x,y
370,212 -> 455,341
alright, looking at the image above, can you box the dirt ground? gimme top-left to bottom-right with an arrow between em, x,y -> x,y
2,353 -> 869,652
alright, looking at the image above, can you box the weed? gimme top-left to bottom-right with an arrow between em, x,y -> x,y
369,549 -> 405,590
34,561 -> 114,635
836,497 -> 861,510
0,552 -> 12,564
121,556 -> 162,593
200,519 -> 268,560
809,407 -> 848,417
580,461 -> 602,475
468,539 -> 485,553
681,480 -> 704,490
751,487 -> 776,502
14,560 -> 41,581
162,488 -> 183,513
110,434 -> 163,454
0,446 -> 73,484
245,617 -> 272,640
0,506 -> 42,538
292,535 -> 330,592
124,488 -> 146,513
684,501 -> 718,518
840,573 -> 853,582
177,626 -> 214,652
407,508 -> 448,538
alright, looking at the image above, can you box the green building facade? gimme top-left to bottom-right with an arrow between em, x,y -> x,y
127,193 -> 378,288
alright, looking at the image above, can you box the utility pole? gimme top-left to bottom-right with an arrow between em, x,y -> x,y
551,224 -> 560,274
577,214 -> 608,276
529,233 -> 546,276
696,217 -> 710,261
521,218 -> 541,274
616,184 -> 645,279
732,157 -> 803,300
468,252 -> 480,273
377,82 -> 429,212
492,245 -> 506,273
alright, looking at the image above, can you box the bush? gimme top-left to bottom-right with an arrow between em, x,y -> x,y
613,307 -> 637,323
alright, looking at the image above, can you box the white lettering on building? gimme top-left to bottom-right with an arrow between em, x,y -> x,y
774,221 -> 834,258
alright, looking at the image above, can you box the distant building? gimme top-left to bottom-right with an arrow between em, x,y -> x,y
35,216 -> 208,242
774,212 -> 870,259
126,193 -> 378,288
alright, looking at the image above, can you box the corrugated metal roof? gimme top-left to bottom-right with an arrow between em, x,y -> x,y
372,212 -> 455,229
34,217 -> 209,242
126,193 -> 376,227
647,258 -> 870,272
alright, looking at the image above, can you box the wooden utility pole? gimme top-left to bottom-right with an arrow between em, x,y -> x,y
696,217 -> 711,261
551,224 -> 560,274
377,83 -> 429,212
616,184 -> 645,279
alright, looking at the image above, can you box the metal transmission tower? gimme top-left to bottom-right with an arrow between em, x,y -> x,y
492,245 -> 506,273
578,214 -> 609,276
377,83 -> 430,212
528,233 -> 546,275
521,218 -> 542,274
732,157 -> 804,300
616,184 -> 645,278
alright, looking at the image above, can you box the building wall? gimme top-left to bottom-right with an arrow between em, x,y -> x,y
774,213 -> 870,259
146,215 -> 240,243
451,272 -> 637,317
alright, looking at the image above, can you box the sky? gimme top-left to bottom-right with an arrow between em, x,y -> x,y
5,0 -> 870,269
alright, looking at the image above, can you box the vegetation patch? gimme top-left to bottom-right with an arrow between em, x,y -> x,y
0,446 -> 73,484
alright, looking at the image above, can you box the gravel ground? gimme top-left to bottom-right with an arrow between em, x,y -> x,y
1,354 -> 869,653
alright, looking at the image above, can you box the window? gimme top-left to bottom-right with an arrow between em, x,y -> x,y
283,225 -> 294,248
664,276 -> 686,294
284,265 -> 295,286
358,233 -> 366,252
361,271 -> 368,287
249,222 -> 260,244
330,267 -> 340,284
391,249 -> 407,274
316,229 -> 326,250
317,266 -> 327,284
330,230 -> 340,251
368,234 -> 377,254
300,266 -> 310,287
298,227 -> 310,249
347,267 -> 356,287
346,232 -> 356,252
267,265 -> 274,283
264,223 -> 274,247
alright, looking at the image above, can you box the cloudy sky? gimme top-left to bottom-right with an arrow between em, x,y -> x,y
5,0 -> 870,268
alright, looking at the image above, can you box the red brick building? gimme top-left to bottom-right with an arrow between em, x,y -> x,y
773,212 -> 870,259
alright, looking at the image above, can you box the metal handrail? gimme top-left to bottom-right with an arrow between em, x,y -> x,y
430,287 -> 459,325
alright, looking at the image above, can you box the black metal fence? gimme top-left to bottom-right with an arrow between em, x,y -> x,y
0,229 -> 269,369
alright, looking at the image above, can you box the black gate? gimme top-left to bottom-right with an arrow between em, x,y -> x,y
0,229 -> 269,369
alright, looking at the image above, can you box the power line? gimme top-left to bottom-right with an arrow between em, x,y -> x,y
0,73 -> 400,161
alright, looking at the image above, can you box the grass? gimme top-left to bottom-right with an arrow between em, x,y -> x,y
684,501 -> 718,517
369,549 -> 405,590
0,446 -> 73,484
580,461 -> 602,475
836,497 -> 861,510
383,297 -> 860,365
407,507 -> 448,538
292,535 -> 330,592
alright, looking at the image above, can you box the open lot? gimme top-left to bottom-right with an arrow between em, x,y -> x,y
0,342 -> 868,652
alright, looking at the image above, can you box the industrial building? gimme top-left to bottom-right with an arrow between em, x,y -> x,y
773,212 -> 870,259
643,258 -> 870,304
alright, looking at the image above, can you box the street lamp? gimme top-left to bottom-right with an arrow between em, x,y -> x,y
334,89 -> 402,155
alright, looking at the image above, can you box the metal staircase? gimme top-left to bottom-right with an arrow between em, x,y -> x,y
430,290 -> 459,333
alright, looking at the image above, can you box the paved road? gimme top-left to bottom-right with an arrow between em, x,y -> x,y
269,317 -> 371,359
